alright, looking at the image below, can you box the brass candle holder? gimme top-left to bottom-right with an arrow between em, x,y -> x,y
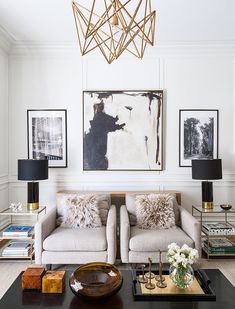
138,264 -> 148,284
145,257 -> 155,279
145,258 -> 155,290
155,251 -> 167,288
155,250 -> 165,282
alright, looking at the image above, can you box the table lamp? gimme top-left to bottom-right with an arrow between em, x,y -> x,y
18,159 -> 48,210
192,159 -> 222,209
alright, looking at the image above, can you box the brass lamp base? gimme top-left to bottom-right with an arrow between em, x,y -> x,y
27,202 -> 39,211
202,201 -> 213,209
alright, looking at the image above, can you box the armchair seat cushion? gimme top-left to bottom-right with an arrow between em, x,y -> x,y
129,226 -> 194,252
43,226 -> 107,252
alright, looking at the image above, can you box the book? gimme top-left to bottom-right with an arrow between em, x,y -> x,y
208,238 -> 234,248
202,222 -> 234,230
2,241 -> 32,256
2,225 -> 33,236
2,241 -> 31,254
2,250 -> 30,256
3,241 -> 31,251
203,243 -> 235,253
202,226 -> 235,235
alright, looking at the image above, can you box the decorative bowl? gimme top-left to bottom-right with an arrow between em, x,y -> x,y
69,262 -> 123,300
220,204 -> 232,211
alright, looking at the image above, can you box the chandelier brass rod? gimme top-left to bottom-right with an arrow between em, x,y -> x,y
72,5 -> 85,54
104,0 -> 118,60
116,0 -> 151,44
85,0 -> 96,38
117,0 -> 153,44
85,0 -> 132,37
114,1 -> 141,58
73,0 -> 132,39
126,12 -> 155,43
74,7 -> 97,55
141,0 -> 148,55
116,14 -> 153,59
117,12 -> 153,57
140,14 -> 155,58
85,0 -> 130,39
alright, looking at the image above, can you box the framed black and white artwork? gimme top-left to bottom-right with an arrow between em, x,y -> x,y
27,109 -> 67,168
83,90 -> 163,171
179,109 -> 218,167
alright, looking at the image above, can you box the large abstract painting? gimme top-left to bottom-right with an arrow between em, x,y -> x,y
179,109 -> 218,167
83,90 -> 163,171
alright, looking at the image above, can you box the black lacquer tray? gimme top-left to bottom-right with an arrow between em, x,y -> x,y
132,269 -> 216,301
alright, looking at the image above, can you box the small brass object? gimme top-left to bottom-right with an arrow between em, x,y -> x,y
156,279 -> 167,288
202,201 -> 213,209
220,204 -> 232,211
155,251 -> 165,282
145,258 -> 155,290
155,251 -> 167,288
27,202 -> 39,211
138,264 -> 148,284
145,272 -> 155,279
156,262 -> 167,288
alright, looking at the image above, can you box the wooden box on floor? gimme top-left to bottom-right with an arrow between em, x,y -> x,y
42,271 -> 65,293
22,266 -> 45,290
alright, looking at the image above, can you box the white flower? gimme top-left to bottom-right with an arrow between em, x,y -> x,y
181,244 -> 190,251
167,243 -> 198,268
168,243 -> 180,251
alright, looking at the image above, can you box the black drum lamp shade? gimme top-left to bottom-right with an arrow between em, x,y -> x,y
18,159 -> 48,181
192,159 -> 222,180
18,159 -> 48,210
192,159 -> 222,209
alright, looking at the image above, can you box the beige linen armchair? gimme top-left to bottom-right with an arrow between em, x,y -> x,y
35,191 -> 117,266
120,192 -> 201,263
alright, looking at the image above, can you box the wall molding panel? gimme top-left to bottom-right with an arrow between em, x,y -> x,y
8,40 -> 235,57
0,26 -> 13,53
7,37 -> 235,209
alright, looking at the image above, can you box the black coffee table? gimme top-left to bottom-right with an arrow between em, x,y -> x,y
0,269 -> 235,309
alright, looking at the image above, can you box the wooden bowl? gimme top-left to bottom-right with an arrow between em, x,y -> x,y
69,262 -> 123,300
220,204 -> 232,211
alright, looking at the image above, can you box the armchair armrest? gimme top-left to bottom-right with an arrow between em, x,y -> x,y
179,206 -> 201,256
34,207 -> 57,264
120,205 -> 130,263
106,205 -> 117,264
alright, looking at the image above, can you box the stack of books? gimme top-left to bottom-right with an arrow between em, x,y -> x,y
203,238 -> 235,254
202,222 -> 235,235
2,225 -> 33,237
2,240 -> 32,257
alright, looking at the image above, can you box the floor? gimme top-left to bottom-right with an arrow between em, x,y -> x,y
0,259 -> 235,300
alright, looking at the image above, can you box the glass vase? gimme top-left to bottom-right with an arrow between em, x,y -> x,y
169,264 -> 194,289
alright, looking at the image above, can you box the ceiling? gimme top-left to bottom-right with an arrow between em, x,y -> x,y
0,0 -> 235,43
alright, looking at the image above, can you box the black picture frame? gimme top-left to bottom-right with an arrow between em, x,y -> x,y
179,109 -> 219,167
83,90 -> 163,171
27,109 -> 67,168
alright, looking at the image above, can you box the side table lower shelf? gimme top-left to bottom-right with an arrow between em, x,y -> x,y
0,238 -> 34,261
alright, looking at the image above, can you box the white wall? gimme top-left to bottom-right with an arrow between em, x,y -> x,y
8,43 -> 235,212
0,32 -> 9,220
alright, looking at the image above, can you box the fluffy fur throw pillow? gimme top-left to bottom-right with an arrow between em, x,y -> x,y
135,193 -> 176,229
60,194 -> 102,228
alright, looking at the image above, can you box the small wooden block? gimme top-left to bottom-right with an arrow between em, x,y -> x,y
42,271 -> 65,293
22,266 -> 46,290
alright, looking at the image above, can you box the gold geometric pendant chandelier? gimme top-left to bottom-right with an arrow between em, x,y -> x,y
72,0 -> 156,64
